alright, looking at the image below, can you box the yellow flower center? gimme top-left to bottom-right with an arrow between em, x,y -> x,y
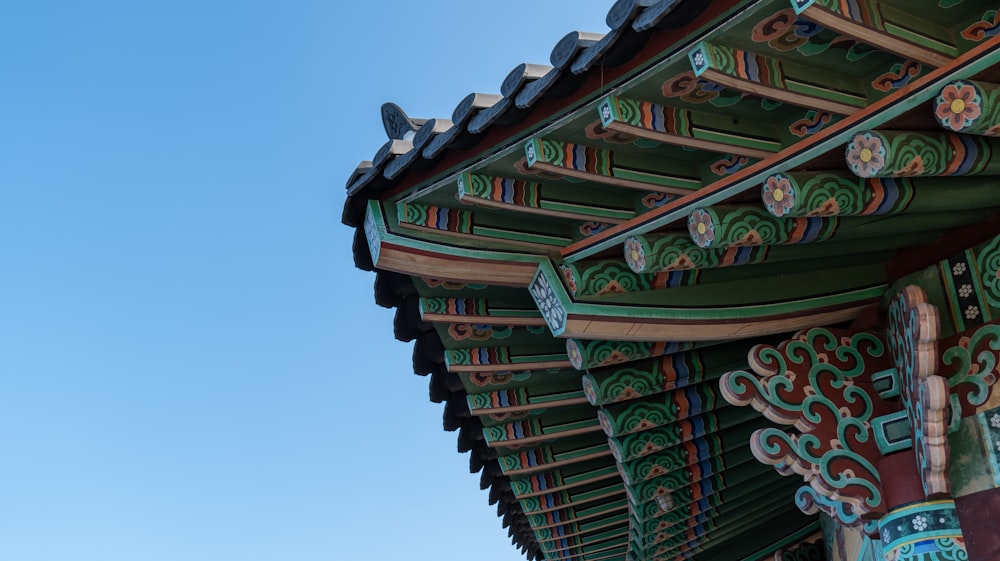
773,189 -> 784,202
859,148 -> 872,163
631,249 -> 639,261
951,98 -> 966,115
697,223 -> 707,235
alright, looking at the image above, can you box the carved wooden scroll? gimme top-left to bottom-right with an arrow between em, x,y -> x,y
886,286 -> 951,499
721,327 -> 898,523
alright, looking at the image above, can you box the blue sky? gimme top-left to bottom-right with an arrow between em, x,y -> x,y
0,2 -> 613,560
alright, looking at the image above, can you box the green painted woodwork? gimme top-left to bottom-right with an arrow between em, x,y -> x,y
627,229 -> 945,275
533,511 -> 629,542
496,435 -> 610,475
435,324 -> 550,348
624,454 -> 761,506
979,405 -> 1000,486
398,202 -> 472,233
581,344 -> 752,407
598,382 -> 724,438
397,201 -> 573,248
533,256 -> 887,339
891,232 -> 1000,338
608,408 -> 760,463
688,41 -> 868,112
793,0 -> 962,57
934,79 -> 1000,136
689,204 -> 997,250
444,346 -> 569,371
524,137 -> 702,193
539,523 -> 629,553
564,39 -> 1000,262
484,414 -> 601,447
456,368 -> 582,396
364,200 -> 545,274
510,462 -> 620,498
633,506 -> 815,561
629,477 -> 802,547
467,387 -> 587,413
762,172 -> 908,217
763,171 -> 1000,218
457,172 -> 638,223
348,2 -> 1000,559
518,479 -> 624,514
939,322 -> 1000,415
558,260 -> 698,298
624,232 -> 765,274
687,205 -> 837,248
871,409 -> 913,454
630,471 -> 802,529
845,130 -> 1000,178
633,494 -> 802,559
588,260 -> 888,308
947,414 -> 997,497
597,95 -> 782,157
577,252 -> 894,303
617,421 -> 767,486
526,498 -> 628,531
567,339 -> 705,371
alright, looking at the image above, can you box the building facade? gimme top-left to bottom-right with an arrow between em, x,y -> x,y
343,1 -> 1000,560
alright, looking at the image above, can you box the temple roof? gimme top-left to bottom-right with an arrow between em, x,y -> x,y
342,1 -> 1000,560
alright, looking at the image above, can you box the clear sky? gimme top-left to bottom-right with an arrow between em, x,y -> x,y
0,2 -> 614,560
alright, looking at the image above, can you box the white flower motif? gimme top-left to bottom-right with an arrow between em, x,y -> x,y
995,439 -> 1000,453
912,515 -> 928,531
959,284 -> 973,298
693,51 -> 705,67
966,305 -> 980,320
939,518 -> 946,524
953,262 -> 968,276
991,412 -> 1000,429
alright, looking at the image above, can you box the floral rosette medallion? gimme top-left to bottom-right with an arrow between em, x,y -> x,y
688,208 -> 716,248
934,80 -> 983,132
846,131 -> 887,178
624,236 -> 648,273
761,173 -> 796,217
566,339 -> 584,371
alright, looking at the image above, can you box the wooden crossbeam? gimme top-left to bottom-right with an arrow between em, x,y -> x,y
418,297 -> 546,326
689,42 -> 866,115
608,408 -> 760,464
582,347 -> 746,407
511,464 -> 621,500
444,346 -> 570,373
598,381 -> 731,438
760,172 -> 1000,217
527,500 -> 629,531
458,172 -> 637,224
597,95 -> 781,159
845,130 -> 1000,178
467,388 -> 589,415
397,201 -> 571,251
630,476 -> 799,545
625,454 -> 764,509
524,137 -> 701,195
365,201 -> 541,287
498,440 -> 613,476
792,0 -> 955,67
617,420 -> 768,486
